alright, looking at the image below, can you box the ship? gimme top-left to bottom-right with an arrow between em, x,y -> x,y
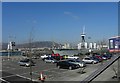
52,49 -> 89,56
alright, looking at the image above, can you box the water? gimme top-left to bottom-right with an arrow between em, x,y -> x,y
0,51 -> 22,56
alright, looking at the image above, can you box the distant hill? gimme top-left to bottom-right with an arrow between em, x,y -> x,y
16,41 -> 60,48
2,41 -> 61,50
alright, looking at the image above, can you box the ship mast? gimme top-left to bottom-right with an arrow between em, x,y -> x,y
81,26 -> 86,48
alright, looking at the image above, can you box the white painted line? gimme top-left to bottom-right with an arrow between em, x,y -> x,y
0,78 -> 10,83
16,74 -> 38,81
43,68 -> 58,71
16,74 -> 31,80
3,66 -> 28,72
2,74 -> 17,78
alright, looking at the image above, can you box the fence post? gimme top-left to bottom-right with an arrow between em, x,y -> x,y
118,54 -> 120,81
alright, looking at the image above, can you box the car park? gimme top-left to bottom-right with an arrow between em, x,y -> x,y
18,59 -> 35,67
67,59 -> 86,68
56,60 -> 80,70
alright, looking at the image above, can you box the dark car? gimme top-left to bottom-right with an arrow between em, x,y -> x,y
56,60 -> 80,70
18,59 -> 35,67
101,54 -> 109,60
90,56 -> 101,62
105,54 -> 113,59
94,55 -> 103,61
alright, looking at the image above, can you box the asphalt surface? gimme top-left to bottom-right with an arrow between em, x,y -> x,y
1,55 -> 119,83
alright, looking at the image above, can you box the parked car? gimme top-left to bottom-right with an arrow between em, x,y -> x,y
102,54 -> 112,59
67,59 -> 86,68
90,56 -> 101,62
41,54 -> 51,60
94,55 -> 103,61
107,54 -> 113,58
56,60 -> 80,70
101,55 -> 108,60
67,55 -> 79,59
82,57 -> 98,64
32,56 -> 39,59
52,53 -> 63,60
18,59 -> 35,67
44,57 -> 58,63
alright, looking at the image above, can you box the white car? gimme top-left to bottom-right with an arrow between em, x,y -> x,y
41,54 -> 51,59
82,57 -> 98,64
67,55 -> 79,59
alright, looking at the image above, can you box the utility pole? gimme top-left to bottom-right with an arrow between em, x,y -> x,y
7,36 -> 11,60
29,41 -> 32,82
7,35 -> 16,60
29,28 -> 33,82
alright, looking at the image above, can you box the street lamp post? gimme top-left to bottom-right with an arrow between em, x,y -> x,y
7,39 -> 10,60
29,27 -> 34,82
118,55 -> 120,81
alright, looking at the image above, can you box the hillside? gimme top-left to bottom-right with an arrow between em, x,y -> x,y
2,41 -> 60,50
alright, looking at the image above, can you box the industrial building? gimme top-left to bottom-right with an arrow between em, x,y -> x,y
109,36 -> 120,52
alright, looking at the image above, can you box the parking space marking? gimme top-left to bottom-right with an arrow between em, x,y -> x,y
3,66 -> 29,72
45,69 -> 68,75
16,74 -> 31,80
2,74 -> 18,79
0,78 -> 10,83
2,71 -> 34,82
43,67 -> 57,71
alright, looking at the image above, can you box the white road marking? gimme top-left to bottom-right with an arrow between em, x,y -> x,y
0,78 -> 10,83
16,74 -> 31,80
2,74 -> 18,78
16,74 -> 39,81
43,68 -> 58,71
3,66 -> 28,71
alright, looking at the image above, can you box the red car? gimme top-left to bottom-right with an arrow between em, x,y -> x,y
95,55 -> 103,61
52,53 -> 63,60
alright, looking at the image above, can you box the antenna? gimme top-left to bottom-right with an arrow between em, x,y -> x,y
83,25 -> 85,34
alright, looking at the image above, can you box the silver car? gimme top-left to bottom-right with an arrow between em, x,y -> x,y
82,57 -> 98,64
44,57 -> 57,63
67,59 -> 86,67
18,59 -> 35,67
